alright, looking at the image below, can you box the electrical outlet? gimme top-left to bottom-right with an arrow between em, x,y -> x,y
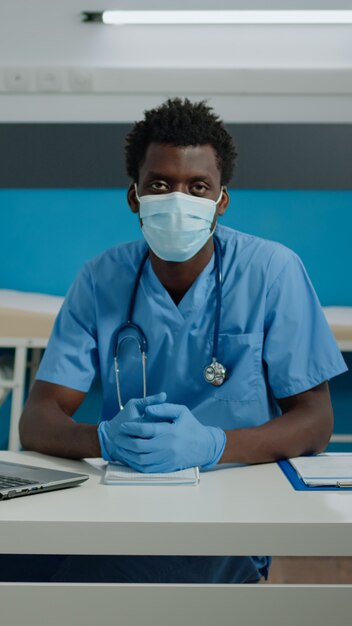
36,69 -> 63,92
69,69 -> 93,92
4,68 -> 31,92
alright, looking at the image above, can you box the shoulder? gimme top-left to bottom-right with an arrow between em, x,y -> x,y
64,240 -> 147,301
82,239 -> 147,281
216,224 -> 300,290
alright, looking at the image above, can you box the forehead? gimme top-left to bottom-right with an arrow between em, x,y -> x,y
138,143 -> 220,181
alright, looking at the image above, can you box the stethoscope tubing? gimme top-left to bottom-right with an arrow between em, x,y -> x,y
114,234 -> 224,409
211,235 -> 223,363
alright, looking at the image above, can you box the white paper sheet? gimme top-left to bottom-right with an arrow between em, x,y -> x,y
289,453 -> 352,486
104,463 -> 200,485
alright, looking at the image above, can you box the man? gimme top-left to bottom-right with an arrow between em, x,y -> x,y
19,98 -> 347,583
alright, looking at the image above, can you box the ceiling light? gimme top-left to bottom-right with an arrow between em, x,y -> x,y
82,10 -> 352,26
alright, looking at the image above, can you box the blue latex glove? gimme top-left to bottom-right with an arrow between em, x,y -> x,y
97,393 -> 167,462
115,402 -> 227,472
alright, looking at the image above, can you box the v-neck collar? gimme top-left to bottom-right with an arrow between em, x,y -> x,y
142,252 -> 216,322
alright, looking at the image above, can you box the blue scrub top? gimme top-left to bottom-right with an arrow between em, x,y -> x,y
36,224 -> 347,584
37,224 -> 347,426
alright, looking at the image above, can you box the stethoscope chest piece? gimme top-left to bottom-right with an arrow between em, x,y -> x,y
203,360 -> 227,386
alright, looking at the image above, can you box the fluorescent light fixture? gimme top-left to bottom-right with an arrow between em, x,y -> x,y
82,10 -> 352,25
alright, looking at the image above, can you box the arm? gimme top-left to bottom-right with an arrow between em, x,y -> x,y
19,380 -> 101,459
220,381 -> 333,465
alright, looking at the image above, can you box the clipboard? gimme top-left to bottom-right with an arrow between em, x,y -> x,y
278,460 -> 352,491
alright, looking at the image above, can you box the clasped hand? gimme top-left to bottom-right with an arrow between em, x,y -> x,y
98,393 -> 226,472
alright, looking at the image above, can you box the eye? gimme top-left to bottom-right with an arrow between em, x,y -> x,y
149,181 -> 169,192
191,183 -> 209,195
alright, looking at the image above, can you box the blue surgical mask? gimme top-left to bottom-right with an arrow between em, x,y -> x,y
134,185 -> 223,262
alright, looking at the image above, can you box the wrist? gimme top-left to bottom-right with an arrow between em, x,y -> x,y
65,421 -> 102,459
97,421 -> 113,461
202,427 -> 227,469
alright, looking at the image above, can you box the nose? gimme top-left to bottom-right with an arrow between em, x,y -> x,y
172,183 -> 191,194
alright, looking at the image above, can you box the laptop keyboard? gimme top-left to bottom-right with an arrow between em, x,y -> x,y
0,475 -> 40,489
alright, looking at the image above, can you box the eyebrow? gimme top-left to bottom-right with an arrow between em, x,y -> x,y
145,172 -> 214,182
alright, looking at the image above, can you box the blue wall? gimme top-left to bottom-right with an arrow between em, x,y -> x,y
0,189 -> 351,448
1,189 -> 352,303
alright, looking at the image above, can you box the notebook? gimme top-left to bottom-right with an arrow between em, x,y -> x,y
288,453 -> 352,487
104,463 -> 200,485
0,460 -> 89,500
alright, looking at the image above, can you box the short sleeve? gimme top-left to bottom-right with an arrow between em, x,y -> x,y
263,253 -> 348,398
36,264 -> 99,392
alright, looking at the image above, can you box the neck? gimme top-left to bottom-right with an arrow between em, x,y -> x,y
150,237 -> 214,304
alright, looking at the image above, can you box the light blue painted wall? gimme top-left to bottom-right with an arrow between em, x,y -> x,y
1,189 -> 352,304
0,189 -> 351,448
1,189 -> 141,297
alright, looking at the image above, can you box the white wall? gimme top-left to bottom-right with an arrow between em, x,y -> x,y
0,0 -> 351,122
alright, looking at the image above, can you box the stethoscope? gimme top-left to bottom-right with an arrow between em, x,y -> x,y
114,235 -> 228,410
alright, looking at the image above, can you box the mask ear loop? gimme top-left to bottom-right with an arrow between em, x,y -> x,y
216,186 -> 224,205
209,186 -> 224,236
134,183 -> 144,227
134,183 -> 141,203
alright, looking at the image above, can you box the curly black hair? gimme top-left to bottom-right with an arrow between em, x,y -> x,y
125,98 -> 237,185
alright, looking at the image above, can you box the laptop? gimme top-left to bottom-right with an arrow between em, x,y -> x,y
0,460 -> 89,500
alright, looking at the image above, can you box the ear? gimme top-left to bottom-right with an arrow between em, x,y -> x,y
127,183 -> 139,214
217,187 -> 230,217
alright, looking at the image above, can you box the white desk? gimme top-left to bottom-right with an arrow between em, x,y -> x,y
0,451 -> 351,626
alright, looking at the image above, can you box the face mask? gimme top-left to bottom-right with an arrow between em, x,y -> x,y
134,185 -> 223,262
